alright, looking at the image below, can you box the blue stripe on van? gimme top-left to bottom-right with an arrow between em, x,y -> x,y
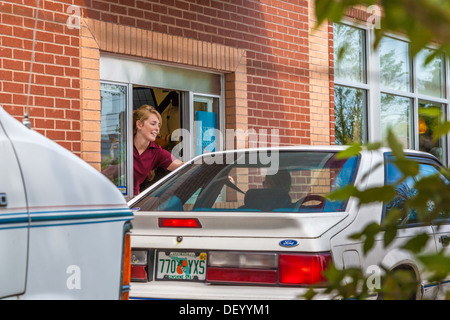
0,206 -> 133,230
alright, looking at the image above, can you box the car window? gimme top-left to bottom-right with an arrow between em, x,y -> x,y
132,151 -> 359,213
384,155 -> 448,225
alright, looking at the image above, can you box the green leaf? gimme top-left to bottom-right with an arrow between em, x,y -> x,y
327,185 -> 358,201
433,121 -> 450,141
356,186 -> 396,204
328,185 -> 396,205
392,158 -> 419,177
364,142 -> 382,151
303,288 -> 318,300
360,222 -> 381,255
383,225 -> 398,247
336,144 -> 362,159
402,233 -> 429,254
387,128 -> 405,159
381,208 -> 403,228
418,251 -> 450,282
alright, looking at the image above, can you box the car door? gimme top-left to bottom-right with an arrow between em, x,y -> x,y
0,117 -> 28,298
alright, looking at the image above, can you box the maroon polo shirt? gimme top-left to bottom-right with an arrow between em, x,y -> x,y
133,141 -> 175,196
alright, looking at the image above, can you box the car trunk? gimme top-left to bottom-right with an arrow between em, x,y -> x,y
132,210 -> 348,238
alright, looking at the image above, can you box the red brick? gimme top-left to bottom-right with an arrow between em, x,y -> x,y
66,109 -> 81,120
35,96 -> 54,107
0,93 -> 12,104
56,119 -> 71,130
0,70 -> 13,81
1,14 -> 23,26
34,118 -> 55,129
45,87 -> 65,98
45,65 -> 65,76
0,47 -> 13,58
13,71 -> 30,82
46,130 -> 65,140
35,74 -> 54,86
3,81 -> 24,93
2,36 -> 23,49
44,43 -> 64,55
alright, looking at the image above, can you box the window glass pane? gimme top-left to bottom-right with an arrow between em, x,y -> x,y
379,37 -> 411,92
419,101 -> 445,161
381,94 -> 412,148
334,85 -> 366,145
416,48 -> 444,98
194,95 -> 219,156
100,83 -> 128,195
131,151 -> 359,213
333,24 -> 365,83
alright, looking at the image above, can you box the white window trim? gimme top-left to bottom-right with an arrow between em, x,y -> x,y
335,21 -> 450,165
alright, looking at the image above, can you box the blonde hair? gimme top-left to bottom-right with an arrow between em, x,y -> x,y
133,104 -> 162,135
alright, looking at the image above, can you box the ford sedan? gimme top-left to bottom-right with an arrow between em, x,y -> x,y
128,146 -> 450,299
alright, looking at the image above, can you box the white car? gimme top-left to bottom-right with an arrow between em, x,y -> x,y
0,106 -> 133,299
128,146 -> 450,300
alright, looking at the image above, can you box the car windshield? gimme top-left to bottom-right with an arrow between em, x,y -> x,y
132,150 -> 359,213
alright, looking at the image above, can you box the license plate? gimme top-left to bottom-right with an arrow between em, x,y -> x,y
156,251 -> 207,281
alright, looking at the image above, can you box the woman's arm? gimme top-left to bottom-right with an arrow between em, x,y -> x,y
166,159 -> 184,171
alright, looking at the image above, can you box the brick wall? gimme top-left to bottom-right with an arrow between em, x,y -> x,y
0,0 -> 81,155
1,0 -> 335,166
82,0 -> 315,146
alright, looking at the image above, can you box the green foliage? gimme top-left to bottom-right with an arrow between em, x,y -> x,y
305,128 -> 450,300
418,251 -> 450,283
312,0 -> 450,299
315,0 -> 450,58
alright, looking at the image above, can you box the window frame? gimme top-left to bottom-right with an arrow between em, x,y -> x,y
333,22 -> 370,145
100,80 -> 224,201
100,80 -> 134,200
334,22 -> 450,166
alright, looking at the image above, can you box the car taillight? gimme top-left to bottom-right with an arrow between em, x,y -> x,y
206,251 -> 332,286
207,252 -> 278,284
120,223 -> 132,300
278,253 -> 332,285
207,268 -> 277,284
131,249 -> 149,282
158,218 -> 202,228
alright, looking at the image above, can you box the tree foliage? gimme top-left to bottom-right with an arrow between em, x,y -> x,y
309,0 -> 450,299
315,0 -> 450,59
305,130 -> 450,299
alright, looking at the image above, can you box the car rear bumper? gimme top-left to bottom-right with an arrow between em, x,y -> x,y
130,282 -> 332,300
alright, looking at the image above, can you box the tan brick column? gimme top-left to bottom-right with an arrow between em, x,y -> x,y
80,19 -> 101,170
308,1 -> 332,145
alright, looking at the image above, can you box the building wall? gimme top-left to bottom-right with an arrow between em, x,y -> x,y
0,0 -> 334,170
0,0 -> 82,154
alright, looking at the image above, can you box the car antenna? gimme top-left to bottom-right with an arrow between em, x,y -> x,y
23,0 -> 41,129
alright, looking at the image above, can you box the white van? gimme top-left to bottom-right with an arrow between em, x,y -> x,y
0,106 -> 133,299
